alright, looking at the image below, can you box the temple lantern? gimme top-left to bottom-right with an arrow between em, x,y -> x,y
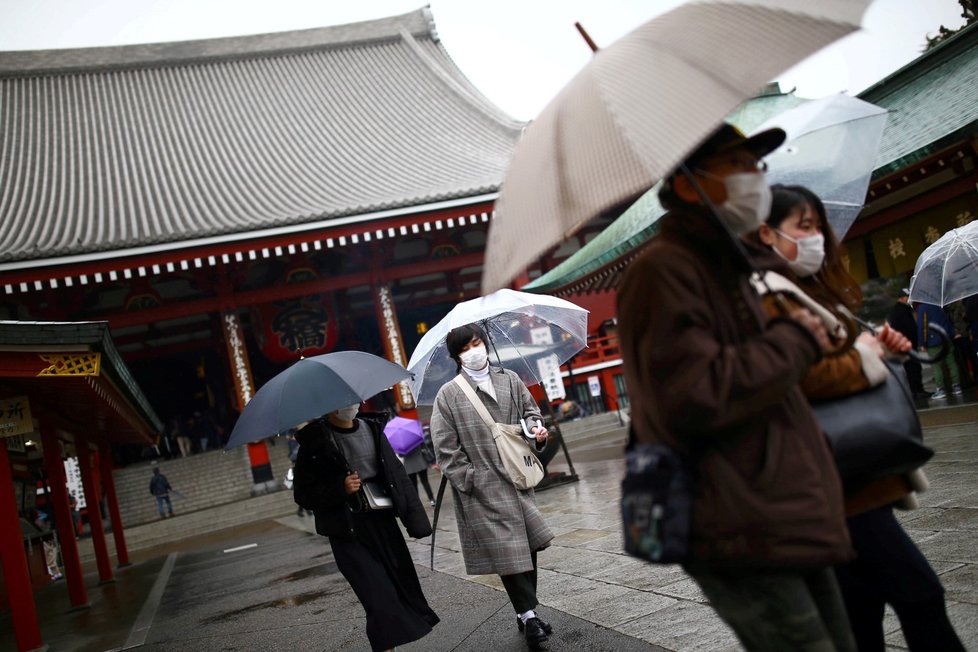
252,267 -> 339,363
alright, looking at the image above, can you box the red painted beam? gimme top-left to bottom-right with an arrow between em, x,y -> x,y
102,252 -> 484,328
0,201 -> 496,288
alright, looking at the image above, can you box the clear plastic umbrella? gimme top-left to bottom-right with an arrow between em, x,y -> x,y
752,93 -> 888,238
909,220 -> 978,306
406,289 -> 589,405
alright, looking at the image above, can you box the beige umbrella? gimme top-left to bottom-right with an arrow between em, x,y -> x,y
482,0 -> 873,293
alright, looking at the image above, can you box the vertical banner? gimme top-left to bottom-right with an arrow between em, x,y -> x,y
373,284 -> 415,411
537,354 -> 566,401
222,309 -> 273,487
222,310 -> 256,412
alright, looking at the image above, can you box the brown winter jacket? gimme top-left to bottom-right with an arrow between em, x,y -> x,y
617,208 -> 852,569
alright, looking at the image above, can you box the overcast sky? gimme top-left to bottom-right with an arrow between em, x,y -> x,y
0,0 -> 967,120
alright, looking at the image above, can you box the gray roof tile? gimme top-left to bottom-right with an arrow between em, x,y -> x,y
0,9 -> 523,264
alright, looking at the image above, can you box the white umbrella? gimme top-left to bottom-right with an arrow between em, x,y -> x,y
482,0 -> 872,292
909,220 -> 978,306
752,93 -> 888,238
406,289 -> 589,405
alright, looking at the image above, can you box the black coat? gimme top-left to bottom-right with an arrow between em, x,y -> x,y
887,301 -> 918,348
292,414 -> 432,540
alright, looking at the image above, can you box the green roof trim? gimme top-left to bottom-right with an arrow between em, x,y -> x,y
861,22 -> 978,179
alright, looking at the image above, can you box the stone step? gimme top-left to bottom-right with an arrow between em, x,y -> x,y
556,412 -> 629,442
77,489 -> 297,564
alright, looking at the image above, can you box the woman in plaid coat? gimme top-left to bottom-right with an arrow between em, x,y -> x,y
431,324 -> 555,649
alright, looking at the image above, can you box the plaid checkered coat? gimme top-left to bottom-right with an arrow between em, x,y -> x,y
431,367 -> 554,575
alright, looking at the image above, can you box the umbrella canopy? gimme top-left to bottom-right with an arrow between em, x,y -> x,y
909,220 -> 978,306
406,289 -> 588,405
752,93 -> 887,238
384,416 -> 425,455
482,0 -> 872,292
225,351 -> 413,449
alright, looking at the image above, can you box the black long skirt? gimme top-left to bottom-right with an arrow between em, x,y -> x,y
329,509 -> 439,651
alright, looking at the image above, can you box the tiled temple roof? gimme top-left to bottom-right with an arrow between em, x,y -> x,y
0,8 -> 523,266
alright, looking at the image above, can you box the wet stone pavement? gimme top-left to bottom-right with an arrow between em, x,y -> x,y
3,421 -> 976,651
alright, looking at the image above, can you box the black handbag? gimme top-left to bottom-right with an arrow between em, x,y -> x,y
811,360 -> 933,484
361,480 -> 393,510
620,430 -> 695,564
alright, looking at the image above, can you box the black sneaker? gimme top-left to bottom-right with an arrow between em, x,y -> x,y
516,616 -> 552,635
523,617 -> 549,648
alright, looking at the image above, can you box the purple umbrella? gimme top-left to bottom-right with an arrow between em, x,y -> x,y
384,416 -> 424,455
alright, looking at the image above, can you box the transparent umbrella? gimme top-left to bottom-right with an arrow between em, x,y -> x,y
752,93 -> 888,238
909,220 -> 978,306
406,289 -> 589,405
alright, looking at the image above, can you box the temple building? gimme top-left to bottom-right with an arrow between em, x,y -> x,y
0,9 -> 551,449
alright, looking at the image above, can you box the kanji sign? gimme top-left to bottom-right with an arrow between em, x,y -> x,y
0,395 -> 33,439
537,354 -> 566,401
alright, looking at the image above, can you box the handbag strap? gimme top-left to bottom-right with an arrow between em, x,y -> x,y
453,375 -> 498,431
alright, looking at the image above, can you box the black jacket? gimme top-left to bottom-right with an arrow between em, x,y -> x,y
292,414 -> 432,540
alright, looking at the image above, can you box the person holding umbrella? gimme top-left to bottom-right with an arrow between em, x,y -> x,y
617,123 -> 858,651
225,351 -> 439,652
292,402 -> 439,652
749,184 -> 965,652
429,323 -> 555,650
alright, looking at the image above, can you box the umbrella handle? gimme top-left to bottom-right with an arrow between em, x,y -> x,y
905,324 -> 951,365
847,313 -> 950,365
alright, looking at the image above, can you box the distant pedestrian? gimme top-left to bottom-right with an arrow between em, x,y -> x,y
173,417 -> 192,457
400,446 -> 435,506
886,288 -> 925,397
149,467 -> 174,518
916,302 -> 962,399
67,492 -> 81,538
946,300 -> 978,388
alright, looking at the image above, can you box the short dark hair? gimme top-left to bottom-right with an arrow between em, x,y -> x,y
446,323 -> 486,369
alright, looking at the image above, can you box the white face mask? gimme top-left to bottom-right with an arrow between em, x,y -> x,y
333,404 -> 359,422
774,230 -> 826,277
716,172 -> 772,235
459,344 -> 489,370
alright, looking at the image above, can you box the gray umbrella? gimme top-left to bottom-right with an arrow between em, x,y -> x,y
224,351 -> 413,449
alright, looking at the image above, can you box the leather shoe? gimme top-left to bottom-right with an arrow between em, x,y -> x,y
521,617 -> 550,648
517,616 -> 552,635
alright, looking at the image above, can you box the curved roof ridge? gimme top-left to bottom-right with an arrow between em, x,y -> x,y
397,29 -> 524,132
0,8 -> 434,77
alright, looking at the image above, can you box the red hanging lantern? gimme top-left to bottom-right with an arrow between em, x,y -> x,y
253,267 -> 339,363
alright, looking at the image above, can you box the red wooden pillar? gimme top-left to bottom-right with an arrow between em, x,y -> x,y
372,283 -> 416,412
40,425 -> 87,608
599,371 -> 619,412
98,444 -> 130,567
76,437 -> 112,584
222,309 -> 274,489
0,438 -> 45,651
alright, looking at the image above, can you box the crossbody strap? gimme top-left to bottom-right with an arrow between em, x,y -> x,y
453,375 -> 497,430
